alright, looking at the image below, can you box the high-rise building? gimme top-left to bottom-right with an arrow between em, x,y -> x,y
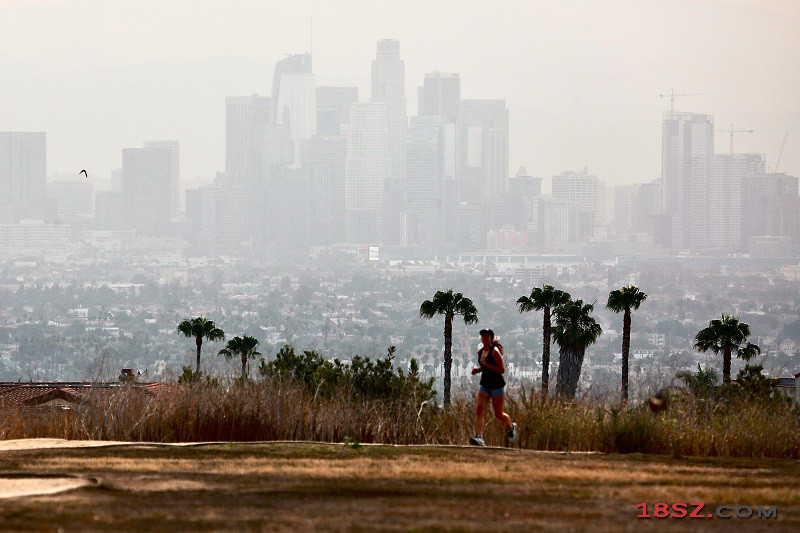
297,134 -> 348,244
743,172 -> 800,254
406,115 -> 446,249
457,100 -> 509,200
271,54 -> 315,148
538,197 -> 572,246
48,180 -> 94,223
196,174 -> 261,255
316,87 -> 358,135
709,153 -> 764,251
144,140 -> 179,219
121,144 -> 172,235
552,169 -> 602,241
225,95 -> 270,178
506,166 -> 542,234
371,39 -> 407,187
418,72 -> 461,123
662,112 -> 714,250
0,132 -> 46,222
345,102 -> 390,243
613,185 -> 638,234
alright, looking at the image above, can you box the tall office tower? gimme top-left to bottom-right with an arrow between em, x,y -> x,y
0,132 -> 46,222
417,72 -> 461,123
537,197 -> 572,246
371,39 -> 408,245
506,166 -> 542,234
316,87 -> 358,135
297,134 -> 348,245
225,95 -> 271,178
552,169 -> 602,241
406,115 -> 446,249
661,112 -> 714,250
48,180 -> 94,223
708,153 -> 765,252
457,100 -> 509,200
143,140 -> 179,219
345,102 -> 390,243
371,39 -> 407,187
743,172 -> 800,254
271,53 -> 315,148
613,185 -> 638,234
196,174 -> 261,255
121,144 -> 172,235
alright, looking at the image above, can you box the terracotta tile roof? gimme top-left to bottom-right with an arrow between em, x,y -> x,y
0,382 -> 169,407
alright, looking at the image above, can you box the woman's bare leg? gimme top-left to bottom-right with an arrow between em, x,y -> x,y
475,392 -> 491,435
491,395 -> 513,429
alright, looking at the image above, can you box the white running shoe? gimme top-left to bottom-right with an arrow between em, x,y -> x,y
469,435 -> 486,446
508,423 -> 518,444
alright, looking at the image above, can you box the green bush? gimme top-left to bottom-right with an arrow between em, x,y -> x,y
258,344 -> 435,403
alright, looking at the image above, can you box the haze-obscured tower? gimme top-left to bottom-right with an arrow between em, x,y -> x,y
371,39 -> 407,245
143,140 -> 179,219
272,54 -> 315,148
662,112 -> 714,250
316,87 -> 358,136
0,132 -> 46,222
709,153 -> 765,251
225,95 -> 270,178
121,144 -> 172,235
345,102 -> 389,243
418,72 -> 460,123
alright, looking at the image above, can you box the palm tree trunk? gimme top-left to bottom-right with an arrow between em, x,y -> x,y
541,307 -> 551,398
556,345 -> 585,400
621,308 -> 631,403
723,347 -> 732,383
195,337 -> 203,374
242,354 -> 247,380
443,314 -> 453,407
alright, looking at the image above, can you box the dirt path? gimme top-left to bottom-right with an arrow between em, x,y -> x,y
0,441 -> 797,531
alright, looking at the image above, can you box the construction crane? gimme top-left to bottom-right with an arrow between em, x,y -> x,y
659,89 -> 700,117
721,124 -> 754,154
774,132 -> 789,173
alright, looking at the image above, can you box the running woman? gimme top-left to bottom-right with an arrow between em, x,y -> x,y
469,328 -> 518,446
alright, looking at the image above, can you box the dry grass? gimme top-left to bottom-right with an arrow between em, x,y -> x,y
1,379 -> 799,459
0,442 -> 798,531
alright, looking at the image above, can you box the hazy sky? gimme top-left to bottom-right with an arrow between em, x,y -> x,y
1,0 -> 798,189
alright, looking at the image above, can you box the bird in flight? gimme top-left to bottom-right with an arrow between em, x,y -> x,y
79,169 -> 88,177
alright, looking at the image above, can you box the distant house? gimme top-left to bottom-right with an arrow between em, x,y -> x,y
0,373 -> 173,409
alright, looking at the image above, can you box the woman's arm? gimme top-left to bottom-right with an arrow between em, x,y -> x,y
481,347 -> 505,374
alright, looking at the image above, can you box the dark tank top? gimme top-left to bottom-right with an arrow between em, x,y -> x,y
479,345 -> 506,389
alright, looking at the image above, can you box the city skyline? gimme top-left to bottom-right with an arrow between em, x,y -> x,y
1,1 -> 797,186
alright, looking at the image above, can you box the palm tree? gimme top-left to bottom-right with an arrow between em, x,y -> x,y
694,314 -> 760,383
606,285 -> 648,402
177,317 -> 225,374
219,335 -> 261,380
517,285 -> 571,397
420,289 -> 478,406
552,298 -> 602,399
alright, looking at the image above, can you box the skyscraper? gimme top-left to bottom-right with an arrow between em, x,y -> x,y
371,40 -> 407,245
121,144 -> 172,235
661,112 -> 714,250
271,54 -> 315,147
457,100 -> 509,200
406,115 -> 446,248
297,133 -> 348,244
418,72 -> 461,123
345,102 -> 389,243
709,153 -> 764,251
552,169 -> 602,241
0,132 -> 46,221
225,95 -> 270,178
316,87 -> 358,135
144,140 -> 179,219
